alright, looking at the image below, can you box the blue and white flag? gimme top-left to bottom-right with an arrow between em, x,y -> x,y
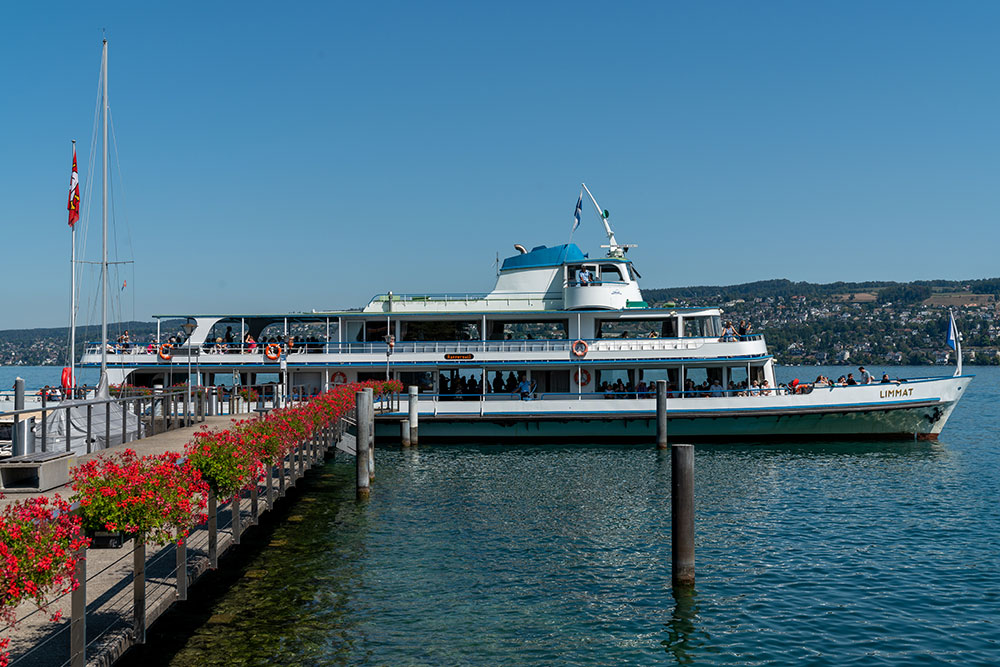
946,310 -> 958,350
572,190 -> 583,232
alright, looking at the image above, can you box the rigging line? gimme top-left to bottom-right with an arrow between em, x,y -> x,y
108,109 -> 137,324
77,61 -> 104,332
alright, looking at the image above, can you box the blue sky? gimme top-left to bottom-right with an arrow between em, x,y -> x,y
2,1 -> 999,329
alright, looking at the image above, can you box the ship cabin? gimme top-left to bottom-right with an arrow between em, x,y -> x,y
81,243 -> 776,398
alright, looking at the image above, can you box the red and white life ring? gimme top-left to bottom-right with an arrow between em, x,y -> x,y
264,343 -> 282,361
61,366 -> 73,390
571,339 -> 588,357
331,371 -> 347,385
573,368 -> 591,386
158,344 -> 172,360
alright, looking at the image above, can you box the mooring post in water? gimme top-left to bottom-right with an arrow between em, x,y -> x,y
175,538 -> 187,601
656,380 -> 668,450
133,537 -> 146,644
401,419 -> 410,446
408,385 -> 419,446
356,390 -> 371,500
365,387 -> 375,482
671,443 -> 695,588
208,490 -> 218,569
70,544 -> 86,667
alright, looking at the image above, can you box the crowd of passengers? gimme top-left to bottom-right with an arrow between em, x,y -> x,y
438,372 -> 535,400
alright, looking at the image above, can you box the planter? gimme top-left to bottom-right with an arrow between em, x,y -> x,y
88,529 -> 125,549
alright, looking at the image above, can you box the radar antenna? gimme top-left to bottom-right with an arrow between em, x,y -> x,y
581,183 -> 636,258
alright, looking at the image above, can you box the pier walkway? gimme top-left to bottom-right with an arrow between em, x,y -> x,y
2,411 -> 340,667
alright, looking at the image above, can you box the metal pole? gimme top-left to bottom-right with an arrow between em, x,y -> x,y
70,544 -> 86,667
13,379 -> 23,452
41,392 -> 47,452
86,404 -> 93,454
656,380 -> 668,450
104,402 -> 110,449
121,396 -> 127,445
133,536 -> 146,644
66,406 -> 72,452
408,385 -> 419,446
671,443 -> 695,588
356,390 -> 370,500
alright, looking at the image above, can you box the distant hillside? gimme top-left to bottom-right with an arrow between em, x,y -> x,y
0,320 -> 184,366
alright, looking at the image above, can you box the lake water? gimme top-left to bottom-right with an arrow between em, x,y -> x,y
28,365 -> 1000,664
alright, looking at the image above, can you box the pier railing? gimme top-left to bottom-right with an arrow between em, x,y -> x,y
0,384 -> 313,457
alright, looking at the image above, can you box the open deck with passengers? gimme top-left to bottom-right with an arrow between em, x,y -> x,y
79,189 -> 970,443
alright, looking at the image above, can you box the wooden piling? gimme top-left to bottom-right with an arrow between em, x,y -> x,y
656,380 -> 668,450
70,544 -> 86,667
671,443 -> 695,588
356,390 -> 370,500
408,385 -> 419,445
232,495 -> 241,545
208,490 -> 218,569
133,537 -> 146,643
175,539 -> 187,601
401,419 -> 410,446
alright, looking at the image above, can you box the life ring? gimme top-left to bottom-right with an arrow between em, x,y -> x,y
572,339 -> 588,357
264,343 -> 282,361
331,371 -> 347,385
61,366 -> 73,390
573,368 -> 591,386
158,344 -> 172,361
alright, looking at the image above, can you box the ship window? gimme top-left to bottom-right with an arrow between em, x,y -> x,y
401,320 -> 480,341
438,368 -> 487,398
397,371 -> 435,393
683,316 -> 722,338
596,369 -> 636,390
638,368 -> 680,390
596,319 -> 676,338
599,264 -> 625,283
487,320 -> 568,340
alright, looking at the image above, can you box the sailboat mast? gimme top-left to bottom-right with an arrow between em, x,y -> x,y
70,143 -> 77,391
100,39 -> 108,378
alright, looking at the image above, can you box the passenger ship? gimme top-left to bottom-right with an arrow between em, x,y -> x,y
80,215 -> 970,443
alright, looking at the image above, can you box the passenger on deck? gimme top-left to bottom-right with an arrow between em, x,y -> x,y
636,380 -> 648,396
760,379 -> 772,395
721,322 -> 738,342
859,366 -> 874,384
505,372 -> 518,393
577,268 -> 592,286
881,373 -> 893,384
846,373 -> 858,386
684,378 -> 696,397
836,375 -> 847,386
517,377 -> 535,400
213,338 -> 225,354
710,380 -> 724,397
493,371 -> 504,394
737,320 -> 752,339
244,333 -> 257,353
224,327 -> 235,344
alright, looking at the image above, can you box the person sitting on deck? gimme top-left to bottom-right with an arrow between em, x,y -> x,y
760,379 -> 772,395
721,322 -> 738,342
846,373 -> 858,386
881,373 -> 893,384
710,380 -> 725,397
577,268 -> 592,286
244,333 -> 257,352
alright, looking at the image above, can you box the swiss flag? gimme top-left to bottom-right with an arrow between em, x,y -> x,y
67,143 -> 80,227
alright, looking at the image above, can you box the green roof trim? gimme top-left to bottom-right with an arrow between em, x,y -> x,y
626,300 -> 649,308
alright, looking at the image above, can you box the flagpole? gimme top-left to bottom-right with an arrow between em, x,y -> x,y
70,140 -> 77,396
952,309 -> 963,377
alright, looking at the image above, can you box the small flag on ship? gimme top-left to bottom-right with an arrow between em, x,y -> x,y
121,279 -> 127,291
572,189 -> 583,232
946,310 -> 958,350
67,142 -> 80,227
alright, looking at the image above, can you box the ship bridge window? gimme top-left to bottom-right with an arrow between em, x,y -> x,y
401,321 -> 480,342
487,320 -> 568,340
596,318 -> 678,338
683,315 -> 722,338
599,264 -> 626,283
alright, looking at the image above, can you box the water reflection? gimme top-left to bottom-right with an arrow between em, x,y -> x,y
661,587 -> 714,665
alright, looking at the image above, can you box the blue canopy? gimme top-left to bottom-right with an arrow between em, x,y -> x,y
500,244 -> 587,271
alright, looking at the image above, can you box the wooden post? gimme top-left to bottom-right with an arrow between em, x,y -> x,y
408,385 -> 419,445
133,536 -> 146,644
251,481 -> 259,525
365,387 -> 375,482
232,494 -> 241,545
176,538 -> 187,601
671,443 -> 695,588
266,463 -> 275,509
401,419 -> 410,446
279,454 -> 287,495
70,544 -> 86,667
356,390 -> 370,500
121,396 -> 127,445
208,490 -> 218,569
656,380 -> 668,450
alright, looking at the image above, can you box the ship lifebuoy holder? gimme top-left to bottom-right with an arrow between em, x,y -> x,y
572,339 -> 588,357
158,344 -> 172,361
573,368 -> 591,386
331,371 -> 347,384
264,343 -> 282,361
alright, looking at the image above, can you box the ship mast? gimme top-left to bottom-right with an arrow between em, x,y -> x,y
581,183 -> 634,259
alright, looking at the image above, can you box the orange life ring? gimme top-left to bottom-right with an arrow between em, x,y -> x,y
573,368 -> 591,386
158,344 -> 172,360
264,343 -> 282,361
572,339 -> 588,357
331,371 -> 347,385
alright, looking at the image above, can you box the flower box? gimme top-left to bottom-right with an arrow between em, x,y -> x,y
88,529 -> 125,549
